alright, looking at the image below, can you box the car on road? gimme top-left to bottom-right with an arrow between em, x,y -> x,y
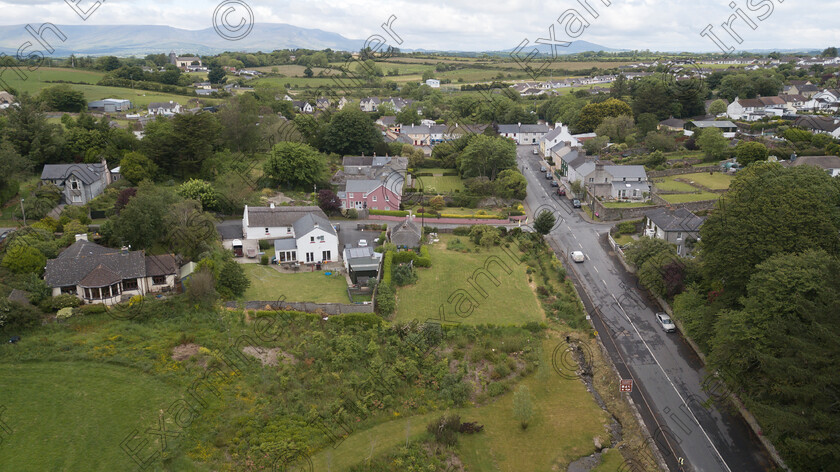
557,188 -> 566,196
656,312 -> 677,333
572,199 -> 581,208
533,148 -> 539,155
539,165 -> 546,172
550,180 -> 559,187
571,251 -> 585,263
358,239 -> 368,247
545,172 -> 552,179
0,231 -> 9,244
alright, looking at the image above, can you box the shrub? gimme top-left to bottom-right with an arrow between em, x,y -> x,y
369,209 -> 409,217
382,251 -> 394,285
45,294 -> 82,312
426,414 -> 461,446
447,238 -> 468,252
56,307 -> 74,321
345,208 -> 359,219
77,304 -> 107,315
487,382 -> 507,397
260,254 -> 269,265
392,264 -> 418,286
258,240 -> 272,250
0,299 -> 42,332
492,362 -> 511,379
618,221 -> 636,234
378,231 -> 387,244
452,226 -> 472,236
416,246 -> 431,267
375,283 -> 396,317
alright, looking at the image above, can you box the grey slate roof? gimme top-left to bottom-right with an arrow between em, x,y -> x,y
645,208 -> 705,233
45,241 -> 148,288
145,254 -> 177,277
345,179 -> 382,193
604,165 -> 648,180
245,206 -> 326,228
292,212 -> 336,237
274,238 -> 297,251
690,120 -> 737,129
41,163 -> 107,185
391,218 -> 422,248
789,155 -> 840,170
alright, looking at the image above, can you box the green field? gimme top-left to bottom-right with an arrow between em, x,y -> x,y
393,234 -> 544,325
0,362 -> 194,472
602,201 -> 654,209
652,178 -> 699,193
678,172 -> 733,190
242,264 -> 349,303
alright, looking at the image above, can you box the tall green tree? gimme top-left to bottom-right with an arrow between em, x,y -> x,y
575,98 -> 633,133
456,134 -> 516,180
735,141 -> 768,166
39,85 -> 86,112
263,142 -> 326,188
2,94 -> 65,165
322,109 -> 382,156
171,112 -> 222,178
533,210 -> 556,235
696,128 -> 728,161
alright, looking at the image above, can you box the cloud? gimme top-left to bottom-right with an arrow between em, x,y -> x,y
0,0 -> 837,52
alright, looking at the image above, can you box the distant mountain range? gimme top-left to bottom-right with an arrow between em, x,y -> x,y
0,23 -> 622,57
0,23 -> 826,57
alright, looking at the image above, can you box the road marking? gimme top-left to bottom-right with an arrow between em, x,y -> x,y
579,243 -> 583,249
593,266 -> 599,273
602,279 -> 607,287
572,233 -> 578,240
610,294 -> 733,472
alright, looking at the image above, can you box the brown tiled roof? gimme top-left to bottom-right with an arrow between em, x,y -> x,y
79,264 -> 122,288
145,254 -> 177,277
758,96 -> 785,106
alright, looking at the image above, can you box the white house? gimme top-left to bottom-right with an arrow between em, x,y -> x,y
540,123 -> 579,156
148,101 -> 182,116
360,97 -> 381,112
425,79 -> 440,88
242,205 -> 339,264
498,123 -> 550,144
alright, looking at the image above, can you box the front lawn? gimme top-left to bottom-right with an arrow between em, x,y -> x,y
393,234 -> 544,325
653,177 -> 699,193
601,201 -> 654,209
242,264 -> 349,303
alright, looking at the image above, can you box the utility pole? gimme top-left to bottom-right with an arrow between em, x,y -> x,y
20,198 -> 26,226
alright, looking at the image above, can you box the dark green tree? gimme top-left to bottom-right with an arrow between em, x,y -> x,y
575,98 -> 633,133
734,141 -> 769,166
263,142 -> 326,188
322,109 -> 382,156
533,210 -> 556,235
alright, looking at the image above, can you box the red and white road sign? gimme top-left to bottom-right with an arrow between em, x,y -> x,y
620,379 -> 633,392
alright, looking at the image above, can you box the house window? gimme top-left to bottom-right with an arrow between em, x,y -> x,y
318,236 -> 325,242
322,250 -> 331,261
306,252 -> 314,263
348,193 -> 354,198
72,194 -> 82,203
588,178 -> 593,183
372,196 -> 377,202
70,180 -> 79,190
123,278 -> 138,291
677,232 -> 683,240
623,177 -> 626,181
265,228 -> 270,235
287,227 -> 292,234
152,275 -> 166,285
385,206 -> 390,211
310,236 -> 315,243
384,194 -> 389,201
61,286 -> 76,295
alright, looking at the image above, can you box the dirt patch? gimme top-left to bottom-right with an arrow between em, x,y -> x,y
172,343 -> 200,361
242,346 -> 296,366
264,193 -> 293,205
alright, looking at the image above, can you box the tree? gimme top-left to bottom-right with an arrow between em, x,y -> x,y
263,142 -> 326,188
217,93 -> 262,153
396,106 -> 422,125
575,98 -> 633,133
1,245 -> 47,274
646,150 -> 667,167
734,141 -> 768,166
595,114 -> 636,143
303,67 -> 313,78
636,113 -> 659,137
822,46 -> 838,57
708,99 -> 728,116
696,128 -> 728,161
582,136 -> 609,155
630,78 -> 672,119
457,135 -> 517,180
170,113 -> 222,178
108,182 -> 181,249
495,169 -> 527,199
2,94 -> 65,165
164,200 -> 219,260
610,73 -> 629,98
534,210 -> 556,235
428,195 -> 445,212
645,132 -> 677,152
119,152 -> 158,184
208,62 -> 226,84
317,189 -> 342,215
700,163 -> 840,300
39,85 -> 86,112
512,385 -> 534,430
0,141 -> 31,204
322,109 -> 382,156
177,179 -> 219,211
97,55 -> 121,71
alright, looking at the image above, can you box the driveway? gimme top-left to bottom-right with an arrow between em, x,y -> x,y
516,145 -> 772,471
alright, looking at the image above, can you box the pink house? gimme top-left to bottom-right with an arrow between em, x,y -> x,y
342,179 -> 402,211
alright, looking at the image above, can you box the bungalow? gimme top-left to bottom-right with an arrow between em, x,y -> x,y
195,89 -> 218,96
659,117 -> 687,132
643,208 -> 704,256
148,101 -> 182,116
783,155 -> 840,177
0,91 -> 17,109
241,205 -> 339,264
44,235 -> 177,305
794,116 -> 840,139
88,98 -> 132,113
390,217 -> 423,249
498,123 -> 550,144
41,159 -> 113,205
685,120 -> 739,138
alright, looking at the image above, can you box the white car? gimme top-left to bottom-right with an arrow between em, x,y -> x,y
571,251 -> 585,263
656,312 -> 676,333
358,239 -> 368,247
533,148 -> 539,155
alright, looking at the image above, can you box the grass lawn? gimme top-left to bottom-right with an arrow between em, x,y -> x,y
393,234 -> 544,325
0,362 -> 196,472
310,338 -> 611,471
661,192 -> 719,203
242,264 -> 349,303
413,175 -> 465,193
653,177 -> 699,193
591,448 -> 625,471
678,172 -> 733,190
664,150 -> 704,161
612,234 -> 635,246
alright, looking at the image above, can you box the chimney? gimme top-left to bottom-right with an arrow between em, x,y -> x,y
75,233 -> 88,242
270,203 -> 275,209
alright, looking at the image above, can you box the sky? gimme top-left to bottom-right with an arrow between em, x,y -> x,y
0,0 -> 838,53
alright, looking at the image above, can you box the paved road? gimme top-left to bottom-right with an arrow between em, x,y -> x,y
516,146 -> 772,472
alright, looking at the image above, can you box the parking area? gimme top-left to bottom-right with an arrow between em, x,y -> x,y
337,224 -> 380,252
